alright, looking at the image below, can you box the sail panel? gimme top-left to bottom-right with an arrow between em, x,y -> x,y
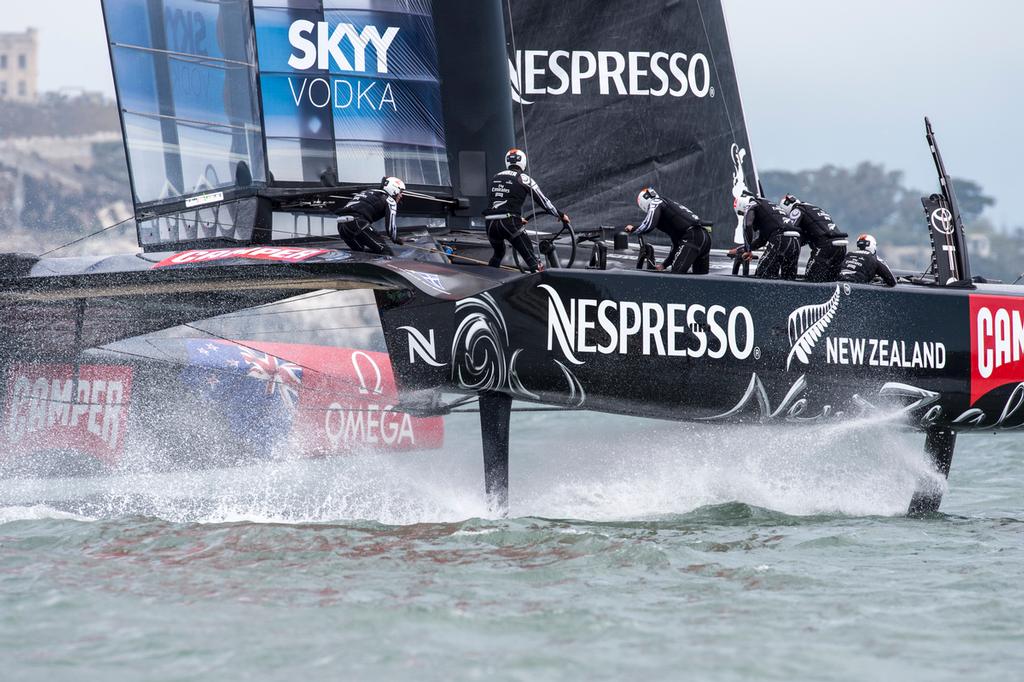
102,0 -> 455,249
103,0 -> 267,211
252,2 -> 451,186
505,0 -> 758,246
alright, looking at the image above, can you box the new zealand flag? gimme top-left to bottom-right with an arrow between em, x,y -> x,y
181,340 -> 304,451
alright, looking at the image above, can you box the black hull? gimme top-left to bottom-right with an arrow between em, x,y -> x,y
4,244 -> 1023,513
379,268 -> 1024,433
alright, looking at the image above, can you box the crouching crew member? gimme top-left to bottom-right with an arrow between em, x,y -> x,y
838,234 -> 897,287
485,148 -> 569,272
732,194 -> 801,280
735,194 -> 800,279
625,188 -> 711,274
780,194 -> 848,282
337,177 -> 405,254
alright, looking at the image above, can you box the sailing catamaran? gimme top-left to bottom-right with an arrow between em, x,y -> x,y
0,0 -> 1017,514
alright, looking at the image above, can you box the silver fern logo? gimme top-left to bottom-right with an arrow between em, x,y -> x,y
786,285 -> 845,370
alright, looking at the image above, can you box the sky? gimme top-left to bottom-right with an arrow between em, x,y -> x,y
2,1 -> 1021,224
723,0 -> 1024,226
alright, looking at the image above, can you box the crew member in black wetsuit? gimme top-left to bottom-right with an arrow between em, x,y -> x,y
780,194 -> 848,282
731,194 -> 801,280
625,188 -> 711,274
337,176 -> 405,254
484,148 -> 569,272
838,234 -> 897,287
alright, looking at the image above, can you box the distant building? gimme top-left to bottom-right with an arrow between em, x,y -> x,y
0,29 -> 39,103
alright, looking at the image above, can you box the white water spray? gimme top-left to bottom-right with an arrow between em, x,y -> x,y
0,410 -> 945,525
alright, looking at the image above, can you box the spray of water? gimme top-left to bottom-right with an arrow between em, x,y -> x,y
0,408 -> 944,525
519,415 -> 942,520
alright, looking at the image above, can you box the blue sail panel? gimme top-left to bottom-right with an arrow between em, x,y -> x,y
252,2 -> 450,186
102,0 -> 455,248
103,0 -> 267,213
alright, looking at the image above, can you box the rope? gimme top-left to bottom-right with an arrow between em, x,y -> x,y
505,0 -> 537,223
264,225 -> 523,272
695,0 -> 736,142
36,216 -> 135,258
178,321 -> 328,378
92,344 -> 394,410
213,302 -> 375,321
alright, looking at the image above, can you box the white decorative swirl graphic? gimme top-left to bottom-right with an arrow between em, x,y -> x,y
508,349 -> 539,400
953,382 -> 1024,429
554,360 -> 586,408
701,374 -> 946,426
451,294 -> 509,392
787,285 -> 843,370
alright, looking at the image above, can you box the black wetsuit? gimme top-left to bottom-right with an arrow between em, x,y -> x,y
634,197 -> 711,274
789,203 -> 848,282
484,170 -> 561,271
838,250 -> 897,287
337,189 -> 399,255
743,198 -> 800,280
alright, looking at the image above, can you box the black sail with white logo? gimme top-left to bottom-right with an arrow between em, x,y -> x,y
506,0 -> 758,247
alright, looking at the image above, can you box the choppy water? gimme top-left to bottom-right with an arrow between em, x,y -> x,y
2,412 -> 1022,681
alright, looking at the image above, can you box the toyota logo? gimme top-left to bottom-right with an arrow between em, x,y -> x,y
930,208 -> 954,235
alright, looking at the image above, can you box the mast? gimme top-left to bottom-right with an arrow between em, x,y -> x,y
431,0 -> 515,227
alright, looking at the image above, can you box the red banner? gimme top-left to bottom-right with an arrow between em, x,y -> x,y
969,295 -> 1024,404
218,342 -> 444,454
4,364 -> 133,464
153,247 -> 329,269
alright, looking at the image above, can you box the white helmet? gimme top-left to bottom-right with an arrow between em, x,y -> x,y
779,194 -> 801,212
382,176 -> 405,198
637,187 -> 659,212
735,194 -> 755,217
857,233 -> 878,254
505,148 -> 527,171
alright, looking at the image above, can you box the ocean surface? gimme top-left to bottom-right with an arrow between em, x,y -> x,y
1,411 -> 1022,681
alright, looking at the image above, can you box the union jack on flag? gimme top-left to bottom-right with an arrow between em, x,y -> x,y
182,340 -> 304,449
240,348 -> 303,411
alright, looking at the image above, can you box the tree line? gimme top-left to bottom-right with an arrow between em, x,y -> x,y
761,163 -> 1019,281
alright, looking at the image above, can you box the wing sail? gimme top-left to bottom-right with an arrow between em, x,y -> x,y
102,0 -> 460,250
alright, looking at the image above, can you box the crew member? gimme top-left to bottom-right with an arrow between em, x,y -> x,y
732,194 -> 801,280
337,177 -> 405,254
838,234 -> 897,287
625,188 -> 711,274
484,148 -> 569,272
780,194 -> 848,282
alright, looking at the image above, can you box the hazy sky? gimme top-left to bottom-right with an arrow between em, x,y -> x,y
724,0 -> 1024,226
2,1 -> 1021,224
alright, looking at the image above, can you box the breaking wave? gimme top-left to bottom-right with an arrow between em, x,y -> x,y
0,504 -> 95,524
